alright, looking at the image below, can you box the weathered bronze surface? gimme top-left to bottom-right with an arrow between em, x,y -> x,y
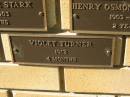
10,35 -> 116,67
72,0 -> 130,32
0,0 -> 47,31
0,35 -> 5,61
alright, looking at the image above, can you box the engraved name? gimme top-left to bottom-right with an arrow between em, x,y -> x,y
73,3 -> 130,12
73,3 -> 101,10
0,1 -> 33,8
29,40 -> 93,48
28,39 -> 93,64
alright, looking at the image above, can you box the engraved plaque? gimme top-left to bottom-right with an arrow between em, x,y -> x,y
0,0 -> 47,31
9,35 -> 117,67
72,0 -> 130,33
0,35 -> 5,61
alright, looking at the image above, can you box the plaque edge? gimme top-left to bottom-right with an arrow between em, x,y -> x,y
0,0 -> 48,32
70,0 -> 130,35
8,34 -> 118,67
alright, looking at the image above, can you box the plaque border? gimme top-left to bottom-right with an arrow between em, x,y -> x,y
70,0 -> 130,35
0,0 -> 47,32
9,34 -> 118,68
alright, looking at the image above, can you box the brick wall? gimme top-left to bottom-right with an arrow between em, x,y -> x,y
0,0 -> 130,97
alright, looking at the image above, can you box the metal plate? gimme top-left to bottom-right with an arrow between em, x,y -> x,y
72,0 -> 130,33
0,35 -> 5,61
10,35 -> 116,67
0,0 -> 47,31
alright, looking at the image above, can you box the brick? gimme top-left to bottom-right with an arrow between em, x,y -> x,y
1,34 -> 13,61
13,91 -> 97,97
124,37 -> 130,66
46,0 -> 57,28
0,66 -> 60,90
0,90 -> 8,97
0,62 -> 18,66
64,68 -> 130,94
98,95 -> 115,97
60,0 -> 70,30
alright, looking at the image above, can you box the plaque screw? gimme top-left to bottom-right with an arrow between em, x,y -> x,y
104,49 -> 112,57
13,48 -> 20,54
73,13 -> 80,19
38,11 -> 44,16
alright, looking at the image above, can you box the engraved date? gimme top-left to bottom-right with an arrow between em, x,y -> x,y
0,19 -> 10,25
109,14 -> 125,20
112,23 -> 130,29
54,49 -> 68,55
0,11 -> 10,17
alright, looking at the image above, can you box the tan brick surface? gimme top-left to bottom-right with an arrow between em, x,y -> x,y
0,66 -> 60,90
1,34 -> 13,61
0,90 -> 8,97
64,68 -> 130,94
98,95 -> 115,97
13,91 -> 97,97
124,37 -> 130,66
60,0 -> 70,30
46,0 -> 56,28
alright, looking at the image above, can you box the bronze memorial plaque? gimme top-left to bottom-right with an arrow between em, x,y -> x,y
0,35 -> 5,61
9,35 -> 117,67
72,0 -> 130,34
0,0 -> 47,31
